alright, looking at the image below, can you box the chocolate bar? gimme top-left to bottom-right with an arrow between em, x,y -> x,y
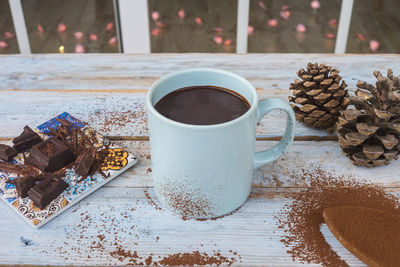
26,137 -> 74,172
13,176 -> 35,198
27,176 -> 68,209
0,144 -> 18,162
73,152 -> 94,177
12,126 -> 42,152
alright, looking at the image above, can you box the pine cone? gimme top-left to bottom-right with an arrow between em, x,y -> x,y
289,63 -> 349,133
337,69 -> 400,167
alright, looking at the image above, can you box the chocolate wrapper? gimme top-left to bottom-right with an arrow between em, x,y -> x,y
0,112 -> 137,228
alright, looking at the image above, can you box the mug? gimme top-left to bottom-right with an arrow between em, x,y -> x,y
147,68 -> 295,218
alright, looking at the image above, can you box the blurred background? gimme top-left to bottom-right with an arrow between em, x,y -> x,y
0,0 -> 399,54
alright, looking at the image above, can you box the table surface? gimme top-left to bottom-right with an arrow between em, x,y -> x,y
0,53 -> 399,266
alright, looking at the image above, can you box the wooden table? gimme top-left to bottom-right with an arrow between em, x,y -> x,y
0,54 -> 399,266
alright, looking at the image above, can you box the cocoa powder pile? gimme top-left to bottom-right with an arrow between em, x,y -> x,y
276,167 -> 400,266
323,206 -> 400,267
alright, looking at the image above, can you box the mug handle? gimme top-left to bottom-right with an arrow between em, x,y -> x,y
253,98 -> 296,170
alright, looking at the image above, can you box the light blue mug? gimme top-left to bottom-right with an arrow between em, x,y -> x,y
147,68 -> 295,218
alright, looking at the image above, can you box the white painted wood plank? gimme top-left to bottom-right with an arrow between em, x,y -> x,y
1,139 -> 396,189
0,90 -> 329,139
1,54 -> 399,266
0,54 -> 398,90
236,0 -> 250,53
335,0 -> 354,54
0,186 -> 372,266
118,0 -> 151,53
8,0 -> 31,54
103,140 -> 400,189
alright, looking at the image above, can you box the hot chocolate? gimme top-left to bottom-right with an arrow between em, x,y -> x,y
154,86 -> 250,125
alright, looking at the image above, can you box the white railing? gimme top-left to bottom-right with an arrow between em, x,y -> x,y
8,0 -> 355,54
335,0 -> 354,54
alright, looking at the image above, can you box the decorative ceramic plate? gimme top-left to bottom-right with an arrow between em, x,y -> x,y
0,112 -> 137,228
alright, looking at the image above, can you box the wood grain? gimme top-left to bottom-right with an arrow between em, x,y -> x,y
0,54 -> 399,90
0,90 -> 329,138
0,186 -> 376,266
1,54 -> 399,266
92,141 -> 400,189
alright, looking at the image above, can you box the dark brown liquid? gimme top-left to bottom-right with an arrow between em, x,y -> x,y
154,86 -> 250,125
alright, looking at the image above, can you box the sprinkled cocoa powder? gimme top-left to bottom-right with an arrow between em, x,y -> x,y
36,197 -> 240,266
160,183 -> 213,218
87,102 -> 148,135
109,247 -> 237,266
158,251 -> 237,266
277,167 -> 400,266
144,188 -> 162,211
145,188 -> 222,221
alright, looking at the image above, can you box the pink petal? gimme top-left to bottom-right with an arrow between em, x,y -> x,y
74,31 -> 84,40
195,17 -> 203,26
0,41 -> 8,49
89,33 -> 98,41
280,10 -> 290,20
74,44 -> 85,53
370,40 -> 380,52
311,0 -> 320,10
4,32 -> 15,39
151,28 -> 161,36
37,24 -> 44,33
281,5 -> 290,10
106,22 -> 114,31
213,35 -> 223,45
108,36 -> 118,45
57,23 -> 67,33
178,8 -> 185,19
357,33 -> 365,41
296,23 -> 307,33
152,11 -> 160,21
267,19 -> 278,27
213,27 -> 224,33
224,39 -> 232,46
156,21 -> 165,28
329,19 -> 337,28
258,1 -> 266,10
248,25 -> 255,35
325,33 -> 336,39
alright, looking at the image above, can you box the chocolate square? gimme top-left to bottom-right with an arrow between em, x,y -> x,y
27,177 -> 68,209
13,176 -> 35,198
26,138 -> 74,172
0,144 -> 18,162
73,152 -> 94,177
12,126 -> 43,152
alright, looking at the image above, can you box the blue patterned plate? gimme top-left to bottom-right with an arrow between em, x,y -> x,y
0,113 -> 137,228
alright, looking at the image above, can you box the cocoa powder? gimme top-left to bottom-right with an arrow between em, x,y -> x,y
158,251 -> 237,266
109,247 -> 238,266
87,102 -> 148,135
323,206 -> 400,267
277,167 -> 400,266
144,188 -> 162,211
37,199 -> 240,266
160,183 -> 213,218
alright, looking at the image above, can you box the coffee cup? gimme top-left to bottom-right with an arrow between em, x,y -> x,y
147,68 -> 295,218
